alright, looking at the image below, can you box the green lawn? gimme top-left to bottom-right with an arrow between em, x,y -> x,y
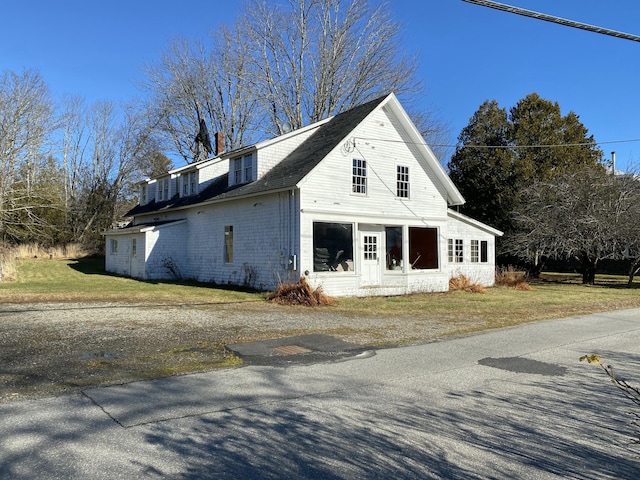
2,256 -> 639,329
0,256 -> 262,304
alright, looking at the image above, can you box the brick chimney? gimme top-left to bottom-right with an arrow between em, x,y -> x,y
214,132 -> 225,156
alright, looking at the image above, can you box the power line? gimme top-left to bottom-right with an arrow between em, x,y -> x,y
462,0 -> 640,43
354,136 -> 640,149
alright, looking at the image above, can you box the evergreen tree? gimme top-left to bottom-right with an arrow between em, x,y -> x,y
448,100 -> 513,234
448,93 -> 603,241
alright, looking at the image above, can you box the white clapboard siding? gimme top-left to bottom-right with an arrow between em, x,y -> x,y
104,93 -> 501,297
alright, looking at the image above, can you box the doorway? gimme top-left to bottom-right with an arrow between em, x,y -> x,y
360,232 -> 381,286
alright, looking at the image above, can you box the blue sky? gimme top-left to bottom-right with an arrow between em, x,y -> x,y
2,0 -> 639,172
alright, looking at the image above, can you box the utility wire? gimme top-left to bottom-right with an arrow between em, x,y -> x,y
354,136 -> 640,149
462,0 -> 640,43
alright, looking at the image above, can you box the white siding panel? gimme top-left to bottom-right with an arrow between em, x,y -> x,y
198,159 -> 229,190
182,192 -> 299,290
144,223 -> 188,280
104,236 -> 131,276
299,108 -> 447,219
446,215 -> 497,286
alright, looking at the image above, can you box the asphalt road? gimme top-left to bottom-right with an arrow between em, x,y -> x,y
1,308 -> 640,479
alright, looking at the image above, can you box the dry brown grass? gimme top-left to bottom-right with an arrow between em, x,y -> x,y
12,243 -> 90,260
448,274 -> 487,294
0,247 -> 17,282
495,266 -> 533,291
268,277 -> 335,306
0,243 -> 92,283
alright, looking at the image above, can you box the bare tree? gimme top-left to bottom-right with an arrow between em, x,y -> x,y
61,98 -> 159,247
141,0 -> 438,162
142,30 -> 258,164
243,0 -> 422,135
612,171 -> 640,285
0,69 -> 57,244
510,167 -> 640,284
60,95 -> 89,217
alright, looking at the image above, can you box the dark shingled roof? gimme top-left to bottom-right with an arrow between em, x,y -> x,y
128,94 -> 388,216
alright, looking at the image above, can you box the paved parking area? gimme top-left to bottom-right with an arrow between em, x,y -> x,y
2,308 -> 640,479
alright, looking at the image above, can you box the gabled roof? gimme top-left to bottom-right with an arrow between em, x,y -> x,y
128,95 -> 387,216
127,93 -> 464,216
213,95 -> 388,200
448,209 -> 503,237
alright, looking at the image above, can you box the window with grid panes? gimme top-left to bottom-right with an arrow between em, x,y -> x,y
455,239 -> 463,263
233,158 -> 243,185
352,159 -> 367,194
396,165 -> 409,198
471,240 -> 479,263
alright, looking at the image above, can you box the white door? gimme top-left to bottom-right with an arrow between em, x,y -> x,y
360,232 -> 381,286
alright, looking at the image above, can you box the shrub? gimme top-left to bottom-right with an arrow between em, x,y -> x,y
268,277 -> 335,306
495,266 -> 533,291
449,274 -> 486,294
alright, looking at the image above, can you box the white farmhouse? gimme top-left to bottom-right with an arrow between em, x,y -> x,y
103,93 -> 502,297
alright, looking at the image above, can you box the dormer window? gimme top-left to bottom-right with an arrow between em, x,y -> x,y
158,177 -> 170,201
231,153 -> 255,186
190,172 -> 197,194
181,171 -> 198,197
244,154 -> 253,182
233,158 -> 243,184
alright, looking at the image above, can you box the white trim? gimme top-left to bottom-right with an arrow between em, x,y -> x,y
301,207 -> 447,224
378,93 -> 465,206
102,219 -> 187,236
447,209 -> 503,237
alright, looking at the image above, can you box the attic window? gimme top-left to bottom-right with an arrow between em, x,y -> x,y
158,177 -> 170,201
396,165 -> 409,198
352,159 -> 367,194
244,154 -> 254,182
233,158 -> 243,184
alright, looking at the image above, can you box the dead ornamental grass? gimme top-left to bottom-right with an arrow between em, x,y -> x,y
495,266 -> 533,291
268,277 -> 335,306
449,274 -> 487,294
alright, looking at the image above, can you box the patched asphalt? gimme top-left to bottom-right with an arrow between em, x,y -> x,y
226,334 -> 374,366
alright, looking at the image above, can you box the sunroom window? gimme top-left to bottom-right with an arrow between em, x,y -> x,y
313,222 -> 354,272
409,227 -> 439,269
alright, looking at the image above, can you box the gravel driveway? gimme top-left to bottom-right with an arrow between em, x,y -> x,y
0,301 -> 466,403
